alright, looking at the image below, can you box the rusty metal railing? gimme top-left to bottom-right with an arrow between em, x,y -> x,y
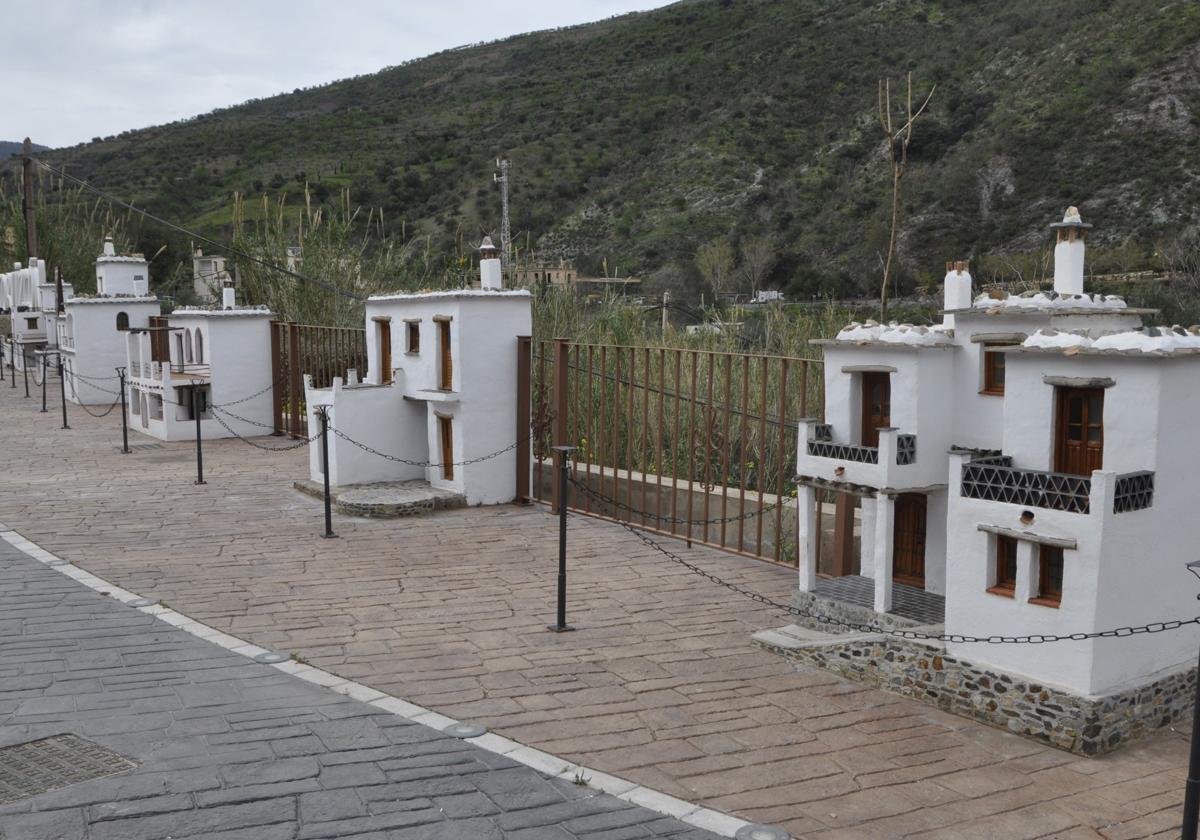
271,321 -> 368,438
531,339 -> 823,567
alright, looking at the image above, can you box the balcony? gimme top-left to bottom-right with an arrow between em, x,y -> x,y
961,456 -> 1154,515
806,423 -> 916,466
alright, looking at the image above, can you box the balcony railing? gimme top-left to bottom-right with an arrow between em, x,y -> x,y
962,457 -> 1156,515
961,457 -> 1092,514
1113,471 -> 1154,513
806,423 -> 916,466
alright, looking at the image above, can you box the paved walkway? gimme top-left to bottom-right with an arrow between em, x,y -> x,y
0,541 -> 719,839
0,386 -> 1193,838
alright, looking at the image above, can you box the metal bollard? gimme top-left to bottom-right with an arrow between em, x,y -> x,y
39,353 -> 47,412
57,357 -> 69,430
117,367 -> 129,454
192,385 -> 206,485
548,446 -> 577,633
22,352 -> 29,398
319,407 -> 336,539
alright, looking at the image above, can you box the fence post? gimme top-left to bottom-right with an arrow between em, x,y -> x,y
287,322 -> 302,438
8,340 -> 15,388
117,367 -> 129,454
192,385 -> 206,485
270,320 -> 284,435
319,407 -> 337,539
551,337 -> 570,513
549,445 -> 577,633
516,336 -> 532,504
22,138 -> 37,259
39,352 -> 47,412
57,355 -> 69,429
22,351 -> 29,397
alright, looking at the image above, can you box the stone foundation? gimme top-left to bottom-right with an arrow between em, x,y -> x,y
755,624 -> 1196,756
792,588 -> 925,635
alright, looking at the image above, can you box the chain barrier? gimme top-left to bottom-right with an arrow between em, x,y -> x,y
209,408 -> 320,451
568,475 -> 783,526
64,371 -> 123,418
330,426 -> 524,468
608,512 -> 1200,645
209,372 -> 287,409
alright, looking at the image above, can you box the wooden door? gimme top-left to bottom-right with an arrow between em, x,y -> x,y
378,321 -> 392,385
1054,387 -> 1103,475
861,372 -> 891,448
438,415 -> 454,480
438,320 -> 453,390
892,493 -> 927,588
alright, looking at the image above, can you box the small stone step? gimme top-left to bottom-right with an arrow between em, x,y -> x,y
293,479 -> 467,518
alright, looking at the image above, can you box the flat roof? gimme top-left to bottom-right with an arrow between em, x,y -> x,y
368,289 -> 531,302
946,306 -> 1157,318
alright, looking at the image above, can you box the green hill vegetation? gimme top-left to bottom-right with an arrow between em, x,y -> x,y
4,0 -> 1200,307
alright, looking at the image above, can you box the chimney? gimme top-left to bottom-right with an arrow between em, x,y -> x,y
942,260 -> 972,328
222,280 -> 236,309
479,236 -> 503,290
102,235 -> 116,257
1050,207 -> 1090,296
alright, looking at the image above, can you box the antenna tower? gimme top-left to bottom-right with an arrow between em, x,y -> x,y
494,158 -> 512,272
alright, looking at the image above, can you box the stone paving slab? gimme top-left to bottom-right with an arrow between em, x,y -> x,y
0,540 -> 720,840
0,386 -> 1195,838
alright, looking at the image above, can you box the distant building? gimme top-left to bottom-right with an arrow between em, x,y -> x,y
192,248 -> 233,302
512,257 -> 640,293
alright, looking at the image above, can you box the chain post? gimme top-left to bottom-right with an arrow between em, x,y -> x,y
549,445 -> 577,633
319,407 -> 337,539
57,355 -> 69,429
193,385 -> 206,485
117,367 -> 129,454
39,352 -> 47,412
8,339 -> 15,388
22,350 -> 30,397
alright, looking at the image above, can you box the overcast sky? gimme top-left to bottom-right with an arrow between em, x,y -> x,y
6,1 -> 675,149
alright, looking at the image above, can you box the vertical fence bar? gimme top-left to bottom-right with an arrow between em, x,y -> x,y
585,345 -> 594,513
612,348 -> 622,520
598,345 -> 607,512
287,323 -> 301,438
552,338 -> 570,514
535,341 -> 548,502
719,353 -> 733,548
670,349 -> 682,535
516,336 -> 531,504
756,357 -> 769,556
800,359 -> 810,419
656,347 -> 665,528
625,346 -> 635,524
702,354 -> 715,544
686,351 -> 699,544
737,355 -> 750,552
270,321 -> 284,434
641,346 -> 650,527
777,358 -> 790,565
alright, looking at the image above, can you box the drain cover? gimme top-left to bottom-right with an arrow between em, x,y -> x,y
443,722 -> 487,738
0,734 -> 137,804
254,652 -> 290,664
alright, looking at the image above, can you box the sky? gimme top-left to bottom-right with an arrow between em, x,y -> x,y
6,1 -> 675,149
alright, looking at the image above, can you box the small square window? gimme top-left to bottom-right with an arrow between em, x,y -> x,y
989,535 -> 1018,597
406,322 -> 420,354
982,345 -> 1007,395
1032,545 -> 1064,607
25,317 -> 38,329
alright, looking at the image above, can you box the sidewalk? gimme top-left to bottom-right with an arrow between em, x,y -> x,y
0,384 -> 1192,838
0,540 -> 720,839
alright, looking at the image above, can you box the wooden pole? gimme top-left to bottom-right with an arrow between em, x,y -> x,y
22,138 -> 37,259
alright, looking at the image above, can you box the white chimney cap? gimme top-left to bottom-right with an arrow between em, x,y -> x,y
1063,206 -> 1082,224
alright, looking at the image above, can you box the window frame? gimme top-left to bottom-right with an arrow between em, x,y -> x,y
405,319 -> 421,355
981,343 -> 1008,396
1031,544 -> 1064,608
988,534 -> 1018,597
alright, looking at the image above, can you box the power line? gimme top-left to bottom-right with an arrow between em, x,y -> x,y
30,158 -> 366,303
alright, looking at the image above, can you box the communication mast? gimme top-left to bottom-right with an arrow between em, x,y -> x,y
494,158 -> 512,272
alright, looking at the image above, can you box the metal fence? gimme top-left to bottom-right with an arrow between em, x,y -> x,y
531,339 -> 823,567
271,321 -> 368,438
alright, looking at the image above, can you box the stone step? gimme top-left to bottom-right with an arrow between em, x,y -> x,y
293,479 -> 467,518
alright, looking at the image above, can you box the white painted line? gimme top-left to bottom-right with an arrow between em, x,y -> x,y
2,527 -> 750,838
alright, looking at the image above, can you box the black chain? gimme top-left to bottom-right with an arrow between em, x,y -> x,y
615,519 -> 1200,644
209,372 -> 287,409
209,408 -> 319,451
568,476 -> 783,526
330,426 -> 523,468
64,372 -> 123,418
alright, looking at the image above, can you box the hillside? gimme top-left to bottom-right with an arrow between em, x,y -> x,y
13,0 -> 1200,298
0,141 -> 47,159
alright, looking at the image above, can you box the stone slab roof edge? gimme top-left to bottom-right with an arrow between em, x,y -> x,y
368,289 -> 532,302
809,338 -> 954,350
1007,345 -> 1200,359
944,306 -> 1158,318
64,296 -> 160,306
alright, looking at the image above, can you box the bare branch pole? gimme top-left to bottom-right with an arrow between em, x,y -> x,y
877,73 -> 935,321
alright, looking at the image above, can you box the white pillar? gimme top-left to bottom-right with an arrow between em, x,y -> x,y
797,484 -> 817,592
1053,238 -> 1085,295
1015,539 -> 1037,603
873,493 -> 895,613
860,496 -> 878,577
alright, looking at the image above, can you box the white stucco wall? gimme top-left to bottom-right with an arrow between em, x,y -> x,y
62,299 -> 160,405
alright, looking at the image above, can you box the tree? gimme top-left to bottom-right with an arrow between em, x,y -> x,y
877,73 -> 935,320
696,238 -> 734,303
738,234 -> 775,298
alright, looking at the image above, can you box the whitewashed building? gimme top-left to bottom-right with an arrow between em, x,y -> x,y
59,238 -> 161,405
788,209 -> 1200,750
304,247 -> 530,506
192,248 -> 233,302
0,258 -> 71,371
124,285 -> 273,441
